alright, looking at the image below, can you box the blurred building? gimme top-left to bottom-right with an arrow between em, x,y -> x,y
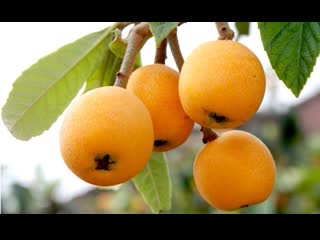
240,92 -> 320,138
295,93 -> 320,137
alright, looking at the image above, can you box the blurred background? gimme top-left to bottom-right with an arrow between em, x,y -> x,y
1,22 -> 320,214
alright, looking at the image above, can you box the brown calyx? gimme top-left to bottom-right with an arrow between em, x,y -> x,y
208,112 -> 228,123
240,204 -> 249,208
95,154 -> 116,171
154,139 -> 168,147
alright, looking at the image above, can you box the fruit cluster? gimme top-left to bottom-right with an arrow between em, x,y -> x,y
59,40 -> 276,211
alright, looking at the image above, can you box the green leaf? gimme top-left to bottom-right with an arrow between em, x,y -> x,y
134,53 -> 142,68
235,22 -> 250,38
2,24 -> 117,140
82,50 -> 119,93
149,22 -> 179,47
102,52 -> 123,86
109,29 -> 128,58
83,36 -> 143,94
258,22 -> 320,97
132,152 -> 172,213
82,52 -> 110,93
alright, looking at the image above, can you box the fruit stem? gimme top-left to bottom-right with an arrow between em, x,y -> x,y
154,38 -> 167,64
200,126 -> 219,144
114,22 -> 152,88
167,28 -> 184,71
215,22 -> 234,40
167,26 -> 220,144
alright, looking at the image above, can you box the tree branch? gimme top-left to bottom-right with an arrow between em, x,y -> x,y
114,22 -> 152,88
154,38 -> 167,64
215,22 -> 234,40
167,28 -> 184,71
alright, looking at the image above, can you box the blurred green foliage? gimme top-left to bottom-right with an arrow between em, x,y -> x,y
1,166 -> 61,213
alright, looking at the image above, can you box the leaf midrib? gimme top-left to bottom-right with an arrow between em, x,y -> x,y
145,162 -> 161,210
297,23 -> 305,91
10,26 -> 115,131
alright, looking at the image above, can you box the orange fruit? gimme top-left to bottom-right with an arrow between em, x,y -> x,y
127,64 -> 194,152
179,40 -> 265,129
193,130 -> 276,211
60,86 -> 154,186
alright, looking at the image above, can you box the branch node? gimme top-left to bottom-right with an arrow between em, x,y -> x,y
215,22 -> 234,40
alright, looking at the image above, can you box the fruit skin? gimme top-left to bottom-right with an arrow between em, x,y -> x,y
127,64 -> 194,152
179,40 -> 265,129
193,130 -> 276,211
60,86 -> 154,186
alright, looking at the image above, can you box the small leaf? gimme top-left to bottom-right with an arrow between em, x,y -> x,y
149,22 -> 179,47
109,29 -> 128,58
132,152 -> 172,213
2,24 -> 117,140
258,22 -> 320,97
235,22 -> 250,37
108,31 -> 141,68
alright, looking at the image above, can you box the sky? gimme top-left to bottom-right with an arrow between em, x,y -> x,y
1,22 -> 320,204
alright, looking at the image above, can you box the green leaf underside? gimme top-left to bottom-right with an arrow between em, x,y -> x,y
258,22 -> 320,97
132,152 -> 172,213
82,50 -> 119,93
103,53 -> 122,86
82,52 -> 110,94
2,24 -> 118,140
149,22 -> 179,47
109,33 -> 127,58
235,22 -> 250,36
83,39 -> 142,94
